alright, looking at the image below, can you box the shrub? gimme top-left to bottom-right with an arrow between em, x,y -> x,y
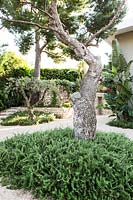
62,102 -> 72,108
102,40 -> 133,122
7,78 -> 57,120
0,129 -> 133,200
0,51 -> 30,78
37,79 -> 79,108
55,79 -> 79,94
40,68 -> 79,82
0,51 -> 31,110
108,119 -> 133,129
1,111 -> 56,126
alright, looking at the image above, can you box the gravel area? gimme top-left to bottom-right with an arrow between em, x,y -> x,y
0,185 -> 37,200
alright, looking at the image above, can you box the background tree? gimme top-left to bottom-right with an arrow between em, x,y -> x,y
0,0 -> 85,79
7,77 -> 56,120
0,0 -> 126,139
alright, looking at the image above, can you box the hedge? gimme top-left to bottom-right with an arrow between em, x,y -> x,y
40,68 -> 79,82
0,52 -> 79,111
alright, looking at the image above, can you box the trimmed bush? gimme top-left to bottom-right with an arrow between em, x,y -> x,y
40,68 -> 79,82
108,119 -> 133,129
0,129 -> 133,200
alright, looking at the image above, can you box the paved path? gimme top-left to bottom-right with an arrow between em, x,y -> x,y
0,107 -> 19,120
0,115 -> 133,141
0,185 -> 37,200
0,115 -> 133,200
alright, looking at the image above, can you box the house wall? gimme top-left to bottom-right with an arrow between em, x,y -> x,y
116,31 -> 133,107
116,31 -> 133,76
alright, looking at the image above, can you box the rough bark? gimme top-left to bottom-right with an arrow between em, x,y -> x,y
48,0 -> 125,139
28,107 -> 35,120
71,57 -> 101,139
34,30 -> 41,79
48,1 -> 102,139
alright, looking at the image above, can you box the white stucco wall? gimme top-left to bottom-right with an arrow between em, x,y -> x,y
116,31 -> 133,102
116,31 -> 133,76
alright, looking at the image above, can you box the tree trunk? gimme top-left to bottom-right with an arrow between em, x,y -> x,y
71,60 -> 100,139
34,30 -> 41,79
48,1 -> 102,139
28,107 -> 35,120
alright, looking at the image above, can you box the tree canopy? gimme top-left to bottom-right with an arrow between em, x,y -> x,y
0,0 -> 126,52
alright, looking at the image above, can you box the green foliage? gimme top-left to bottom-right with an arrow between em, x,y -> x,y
1,111 -> 56,126
55,79 -> 79,94
108,119 -> 133,129
0,51 -> 30,111
16,33 -> 34,55
50,90 -> 58,107
40,68 -> 79,82
81,0 -> 126,42
0,0 -> 126,58
102,40 -> 133,122
0,51 -> 30,78
63,102 -> 72,108
7,77 -> 57,119
0,129 -> 133,199
0,66 -> 79,111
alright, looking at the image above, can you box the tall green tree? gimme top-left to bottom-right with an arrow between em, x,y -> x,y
0,0 -> 126,139
0,0 -> 85,79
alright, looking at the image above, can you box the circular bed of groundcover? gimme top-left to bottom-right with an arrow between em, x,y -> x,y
0,128 -> 133,200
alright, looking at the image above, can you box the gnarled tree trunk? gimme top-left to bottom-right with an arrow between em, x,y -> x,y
48,1 -> 101,139
71,58 -> 101,139
48,1 -> 102,139
28,107 -> 35,120
47,0 -> 126,139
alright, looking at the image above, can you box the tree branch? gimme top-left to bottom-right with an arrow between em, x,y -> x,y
85,0 -> 126,46
40,43 -> 47,53
34,89 -> 48,107
43,50 -> 63,58
21,1 -> 54,19
0,25 -> 4,30
48,1 -> 94,65
0,16 -> 48,30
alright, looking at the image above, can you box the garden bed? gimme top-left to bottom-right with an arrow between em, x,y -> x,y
0,111 -> 57,126
0,128 -> 132,199
108,119 -> 133,129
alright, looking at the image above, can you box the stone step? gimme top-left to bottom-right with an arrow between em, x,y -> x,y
0,116 -> 8,119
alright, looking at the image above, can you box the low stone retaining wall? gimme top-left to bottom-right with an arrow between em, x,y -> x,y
18,107 -> 73,119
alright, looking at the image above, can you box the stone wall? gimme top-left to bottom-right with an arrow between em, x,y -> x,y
40,87 -> 70,107
18,107 -> 73,119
